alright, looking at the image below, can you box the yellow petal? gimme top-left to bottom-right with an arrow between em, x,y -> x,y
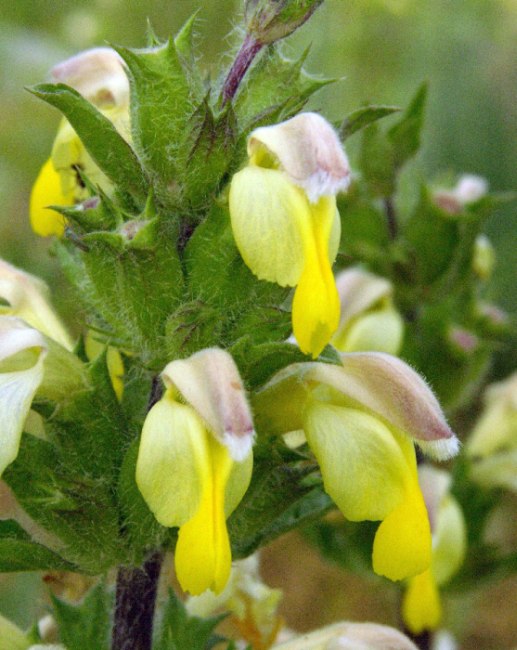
229,166 -> 308,286
135,395 -> 207,527
402,569 -> 442,634
29,158 -> 73,237
304,403 -> 408,521
372,477 -> 432,581
175,436 -> 233,595
292,196 -> 340,357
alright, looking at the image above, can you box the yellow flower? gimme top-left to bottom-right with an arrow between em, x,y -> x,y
402,466 -> 466,634
333,267 -> 404,355
254,352 -> 459,582
136,348 -> 255,595
0,257 -> 73,350
0,317 -> 87,477
229,112 -> 350,358
272,621 -> 419,650
30,47 -> 130,237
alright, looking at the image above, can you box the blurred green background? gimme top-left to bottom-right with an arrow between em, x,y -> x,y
1,0 -> 516,313
0,0 -> 516,646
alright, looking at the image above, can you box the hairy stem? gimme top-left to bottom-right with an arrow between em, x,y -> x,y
222,34 -> 264,105
111,550 -> 164,650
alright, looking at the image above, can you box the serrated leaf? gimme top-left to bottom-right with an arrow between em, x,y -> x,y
46,351 -> 128,477
184,203 -> 291,346
117,439 -> 169,562
228,446 -> 332,558
52,583 -> 111,650
175,101 -> 237,211
388,82 -> 428,169
115,41 -> 193,205
29,83 -> 148,204
230,338 -> 307,390
233,45 -> 332,130
0,538 -> 76,572
3,436 -> 121,573
79,224 -> 184,365
154,589 -> 225,650
339,105 -> 400,140
174,12 -> 205,102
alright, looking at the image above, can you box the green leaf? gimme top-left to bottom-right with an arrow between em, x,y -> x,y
388,82 -> 428,169
230,338 -> 307,390
0,536 -> 75,572
229,445 -> 332,558
79,223 -> 184,365
174,13 -> 205,101
303,518 -> 378,575
339,105 -> 400,140
3,436 -> 121,573
402,187 -> 460,287
359,122 -> 396,198
174,101 -> 237,212
337,182 -> 390,263
115,40 -> 194,207
117,439 -> 169,562
29,83 -> 148,204
154,589 -> 225,650
41,351 -> 128,481
233,45 -> 332,130
184,203 -> 291,347
52,583 -> 112,650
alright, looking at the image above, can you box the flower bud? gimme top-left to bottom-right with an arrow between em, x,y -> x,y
447,326 -> 479,357
472,234 -> 495,280
333,268 -> 404,355
433,174 -> 488,215
31,48 -> 130,237
467,373 -> 517,492
244,0 -> 324,45
51,47 -> 129,108
272,622 -> 418,650
467,372 -> 517,458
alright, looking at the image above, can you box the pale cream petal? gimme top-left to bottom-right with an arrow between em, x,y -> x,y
304,403 -> 408,521
0,318 -> 47,476
229,166 -> 308,286
136,396 -> 208,527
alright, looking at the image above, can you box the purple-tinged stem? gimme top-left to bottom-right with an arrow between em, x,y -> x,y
222,35 -> 264,105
